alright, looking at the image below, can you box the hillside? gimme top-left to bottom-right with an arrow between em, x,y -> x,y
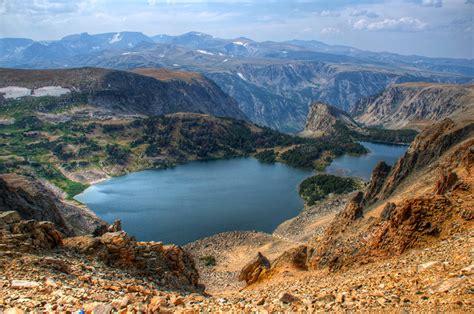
299,102 -> 418,144
1,32 -> 472,131
1,117 -> 472,312
0,67 -> 247,120
352,82 -> 474,130
299,102 -> 361,137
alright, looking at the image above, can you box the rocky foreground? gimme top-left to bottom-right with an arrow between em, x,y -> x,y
0,119 -> 472,312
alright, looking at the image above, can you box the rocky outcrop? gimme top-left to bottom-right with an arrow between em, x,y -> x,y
364,161 -> 392,205
306,118 -> 474,271
64,231 -> 199,289
352,83 -> 474,130
239,252 -> 271,285
0,174 -> 70,235
0,174 -> 105,236
299,102 -> 360,137
0,211 -> 63,253
369,119 -> 474,202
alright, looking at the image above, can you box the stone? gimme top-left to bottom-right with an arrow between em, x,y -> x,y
11,280 -> 41,289
4,308 -> 26,314
417,261 -> 441,272
239,252 -> 271,285
0,211 -> 22,224
279,292 -> 300,304
460,264 -> 474,275
428,277 -> 466,294
120,296 -> 130,308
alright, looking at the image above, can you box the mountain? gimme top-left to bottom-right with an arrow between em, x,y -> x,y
299,102 -> 360,137
352,83 -> 474,130
1,31 -> 473,131
300,102 -> 418,144
0,67 -> 247,120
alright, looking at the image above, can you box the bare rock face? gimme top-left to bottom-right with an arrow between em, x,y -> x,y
64,231 -> 199,290
0,174 -> 70,235
271,245 -> 309,271
0,211 -> 63,252
306,119 -> 473,271
364,161 -> 392,206
239,252 -> 271,285
0,174 -> 106,236
300,102 -> 360,137
368,119 -> 474,202
352,83 -> 474,130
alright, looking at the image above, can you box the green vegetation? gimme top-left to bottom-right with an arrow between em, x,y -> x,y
199,255 -> 216,267
280,139 -> 367,169
299,174 -> 358,205
254,149 -> 277,163
34,163 -> 89,199
333,122 -> 417,144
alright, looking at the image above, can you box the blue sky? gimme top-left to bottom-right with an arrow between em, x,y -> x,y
0,0 -> 473,58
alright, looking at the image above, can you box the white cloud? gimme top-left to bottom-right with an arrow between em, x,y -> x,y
350,9 -> 379,18
421,0 -> 443,7
353,17 -> 427,31
320,27 -> 340,35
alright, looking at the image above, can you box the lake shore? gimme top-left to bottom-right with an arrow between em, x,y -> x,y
184,193 -> 353,292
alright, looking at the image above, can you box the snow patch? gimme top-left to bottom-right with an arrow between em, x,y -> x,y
32,86 -> 70,97
0,86 -> 31,99
233,41 -> 248,47
109,33 -> 122,44
223,59 -> 229,63
172,64 -> 179,67
0,86 -> 70,99
237,72 -> 246,81
127,43 -> 133,48
196,49 -> 214,55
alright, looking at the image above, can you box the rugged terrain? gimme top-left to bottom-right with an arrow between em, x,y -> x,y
299,102 -> 360,137
299,102 -> 418,144
0,67 -> 247,120
1,31 -> 472,131
352,82 -> 474,130
0,117 -> 472,312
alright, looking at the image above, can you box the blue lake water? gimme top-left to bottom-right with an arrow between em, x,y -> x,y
326,141 -> 408,181
76,141 -> 407,244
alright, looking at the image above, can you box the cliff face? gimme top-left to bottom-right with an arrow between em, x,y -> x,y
0,67 -> 247,120
299,102 -> 360,137
352,83 -> 474,130
307,118 -> 474,270
0,174 -> 105,236
365,119 -> 474,203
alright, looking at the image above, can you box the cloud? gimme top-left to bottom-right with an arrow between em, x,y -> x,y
353,17 -> 427,31
320,27 -> 340,35
421,0 -> 443,7
350,9 -> 379,18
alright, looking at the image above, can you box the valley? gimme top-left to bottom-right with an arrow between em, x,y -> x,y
0,26 -> 473,313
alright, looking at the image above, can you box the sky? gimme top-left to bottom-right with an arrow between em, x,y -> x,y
0,0 -> 473,59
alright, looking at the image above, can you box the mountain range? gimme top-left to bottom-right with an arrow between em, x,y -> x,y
1,31 -> 473,132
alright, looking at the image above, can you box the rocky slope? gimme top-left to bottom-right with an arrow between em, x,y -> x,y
299,102 -> 360,137
0,67 -> 247,120
0,211 -> 203,312
0,118 -> 472,312
352,83 -> 474,130
0,174 -> 105,236
299,102 -> 418,144
2,31 -> 473,132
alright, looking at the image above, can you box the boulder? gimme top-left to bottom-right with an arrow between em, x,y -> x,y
239,252 -> 271,285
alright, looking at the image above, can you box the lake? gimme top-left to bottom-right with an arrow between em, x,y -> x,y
76,141 -> 407,244
326,141 -> 408,181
